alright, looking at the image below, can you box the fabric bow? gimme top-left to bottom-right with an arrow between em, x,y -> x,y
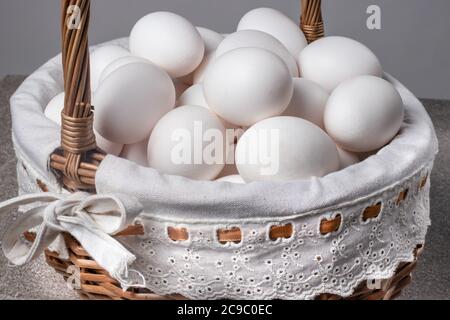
0,192 -> 144,288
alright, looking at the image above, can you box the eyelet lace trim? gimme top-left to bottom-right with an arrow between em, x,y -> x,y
125,164 -> 432,300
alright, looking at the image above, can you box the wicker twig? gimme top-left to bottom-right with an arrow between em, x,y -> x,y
301,0 -> 325,43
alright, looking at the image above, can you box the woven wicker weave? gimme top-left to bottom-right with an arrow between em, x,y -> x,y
40,0 -> 425,300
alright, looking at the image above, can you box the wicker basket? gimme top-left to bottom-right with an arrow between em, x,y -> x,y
3,0 -> 435,300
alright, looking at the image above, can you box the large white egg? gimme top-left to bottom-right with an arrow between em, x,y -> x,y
95,130 -> 124,156
299,36 -> 383,93
236,117 -> 340,182
192,27 -> 224,84
180,28 -> 224,85
193,51 -> 216,84
216,175 -> 245,184
44,92 -> 65,125
203,47 -> 293,127
337,147 -> 360,169
148,106 -> 226,180
177,84 -> 242,132
216,30 -> 298,77
130,12 -> 205,78
94,62 -> 175,145
90,45 -> 131,92
120,138 -> 149,167
283,78 -> 329,129
324,76 -> 404,153
99,56 -> 150,84
237,8 -> 307,58
197,27 -> 224,52
177,84 -> 208,108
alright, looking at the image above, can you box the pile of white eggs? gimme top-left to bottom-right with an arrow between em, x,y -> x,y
45,8 -> 404,184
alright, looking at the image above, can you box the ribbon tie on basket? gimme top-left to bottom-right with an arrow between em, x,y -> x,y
0,192 -> 145,289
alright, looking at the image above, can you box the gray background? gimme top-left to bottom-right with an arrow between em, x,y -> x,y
0,0 -> 449,99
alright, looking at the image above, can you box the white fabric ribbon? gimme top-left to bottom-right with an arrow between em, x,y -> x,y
0,192 -> 145,288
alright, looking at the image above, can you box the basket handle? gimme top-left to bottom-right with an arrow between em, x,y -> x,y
50,0 -> 103,191
50,0 -> 324,191
301,0 -> 325,43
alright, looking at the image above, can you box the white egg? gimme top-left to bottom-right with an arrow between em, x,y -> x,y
173,79 -> 190,99
236,116 -> 340,182
177,84 -> 242,133
237,8 -> 307,58
337,147 -> 360,169
130,12 -> 205,78
94,130 -> 124,156
204,48 -> 293,127
94,62 -> 175,145
90,45 -> 131,92
191,27 -> 224,84
283,78 -> 329,129
148,106 -> 226,180
44,92 -> 65,125
99,56 -> 150,84
193,52 -> 216,84
197,27 -> 224,53
324,76 -> 404,153
216,175 -> 245,184
180,28 -> 224,85
120,138 -> 149,167
299,36 -> 383,93
177,84 -> 208,108
216,30 -> 298,77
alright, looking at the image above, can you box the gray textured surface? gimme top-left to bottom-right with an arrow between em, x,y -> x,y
0,75 -> 449,300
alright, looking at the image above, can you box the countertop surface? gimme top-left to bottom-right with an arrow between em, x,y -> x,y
1,75 -> 449,300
